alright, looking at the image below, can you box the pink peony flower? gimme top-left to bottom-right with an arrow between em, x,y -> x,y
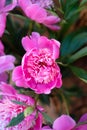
12,32 -> 62,94
0,82 -> 43,130
41,114 -> 87,130
18,0 -> 60,30
0,0 -> 17,37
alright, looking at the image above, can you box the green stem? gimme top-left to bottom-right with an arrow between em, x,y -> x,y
60,90 -> 69,115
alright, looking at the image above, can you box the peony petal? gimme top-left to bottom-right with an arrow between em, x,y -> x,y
18,0 -> 32,10
22,33 -> 40,52
38,36 -> 53,53
43,16 -> 61,25
0,0 -> 5,9
0,55 -> 15,73
38,36 -> 60,59
12,66 -> 27,87
78,113 -> 87,122
44,24 -> 61,30
25,4 -> 47,23
0,72 -> 8,82
0,82 -> 17,95
1,0 -> 17,12
0,13 -> 6,37
0,40 -> 4,56
53,115 -> 76,130
51,39 -> 60,59
75,113 -> 87,130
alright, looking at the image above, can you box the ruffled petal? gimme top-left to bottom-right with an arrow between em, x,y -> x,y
0,40 -> 4,56
0,82 -> 17,95
0,55 -> 15,73
12,66 -> 27,87
76,113 -> 87,130
53,115 -> 76,130
1,0 -> 17,12
0,13 -> 6,37
22,32 -> 40,52
43,16 -> 60,25
0,72 -> 8,82
25,4 -> 47,23
0,0 -> 5,9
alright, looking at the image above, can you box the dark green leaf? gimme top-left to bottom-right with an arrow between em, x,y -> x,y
61,32 -> 87,57
80,0 -> 87,6
67,47 -> 87,63
6,112 -> 25,127
11,100 -> 27,106
39,94 -> 50,105
70,66 -> 87,83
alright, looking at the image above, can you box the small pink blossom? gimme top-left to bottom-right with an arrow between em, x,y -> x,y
0,82 -> 43,130
12,32 -> 62,94
41,114 -> 87,130
18,0 -> 60,30
0,0 -> 17,37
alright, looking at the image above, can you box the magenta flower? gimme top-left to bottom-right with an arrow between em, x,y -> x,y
41,114 -> 87,130
0,0 -> 17,37
18,0 -> 60,30
0,82 -> 43,130
12,32 -> 62,94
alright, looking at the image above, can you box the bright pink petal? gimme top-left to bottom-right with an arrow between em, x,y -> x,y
26,76 -> 58,94
0,82 -> 17,95
78,113 -> 87,122
0,0 -> 5,9
22,32 -> 40,52
56,73 -> 62,88
53,115 -> 76,130
1,0 -> 17,12
43,16 -> 61,25
75,113 -> 87,130
18,0 -> 32,10
0,72 -> 8,82
0,55 -> 15,73
38,36 -> 52,50
0,40 -> 4,56
0,13 -> 6,37
12,66 -> 27,87
38,36 -> 60,59
51,39 -> 60,59
44,24 -> 61,30
25,4 -> 47,23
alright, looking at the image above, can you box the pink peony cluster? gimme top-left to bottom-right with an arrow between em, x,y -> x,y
0,0 -> 17,37
0,82 -> 43,130
41,114 -> 87,130
18,0 -> 60,30
12,32 -> 62,94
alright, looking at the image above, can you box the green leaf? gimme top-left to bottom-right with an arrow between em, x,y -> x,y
67,47 -> 87,63
80,0 -> 87,6
70,66 -> 87,83
61,32 -> 87,57
24,107 -> 34,117
41,112 -> 53,124
6,112 -> 25,127
39,94 -> 50,105
11,100 -> 27,106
